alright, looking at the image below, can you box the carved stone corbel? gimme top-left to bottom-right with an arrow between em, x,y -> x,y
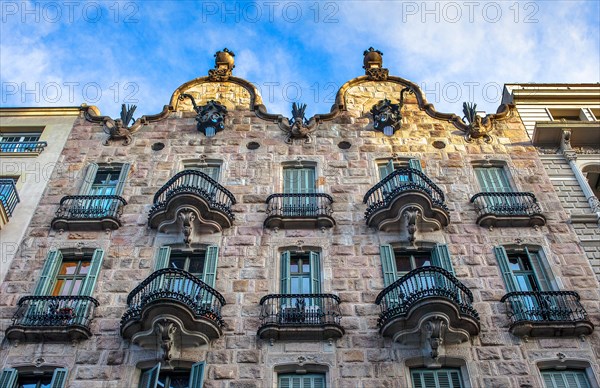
178,208 -> 196,245
424,316 -> 447,360
155,319 -> 178,361
402,207 -> 420,243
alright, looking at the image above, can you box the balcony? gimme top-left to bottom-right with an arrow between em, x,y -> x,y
363,168 -> 450,233
258,294 -> 344,341
121,268 -> 226,349
51,195 -> 127,232
0,141 -> 48,154
500,291 -> 594,339
470,192 -> 546,228
0,179 -> 20,228
148,170 -> 236,234
264,193 -> 335,230
375,267 -> 480,344
5,295 -> 99,342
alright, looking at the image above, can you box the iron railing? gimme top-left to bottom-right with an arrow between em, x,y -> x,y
363,168 -> 447,218
149,170 -> 236,220
55,195 -> 127,219
259,294 -> 342,327
470,192 -> 543,217
0,179 -> 20,217
266,193 -> 334,218
0,141 -> 48,153
500,291 -> 589,324
375,266 -> 478,327
121,268 -> 226,328
10,295 -> 99,328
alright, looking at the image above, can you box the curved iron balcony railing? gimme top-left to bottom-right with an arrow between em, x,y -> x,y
375,266 -> 479,328
500,291 -> 593,332
121,268 -> 226,329
0,141 -> 48,153
258,294 -> 344,340
264,193 -> 335,229
6,295 -> 99,341
55,195 -> 127,219
0,179 -> 20,218
364,168 -> 447,214
149,170 -> 236,221
470,192 -> 546,227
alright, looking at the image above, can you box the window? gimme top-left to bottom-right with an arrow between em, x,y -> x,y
474,166 -> 512,193
0,177 -> 19,218
582,165 -> 600,199
283,165 -> 316,194
51,259 -> 90,296
278,373 -> 326,388
548,108 -> 583,121
154,246 -> 219,288
139,362 -> 205,388
0,368 -> 68,388
80,163 -> 131,197
378,158 -> 422,180
281,251 -> 321,294
411,368 -> 463,388
494,246 -> 550,293
0,131 -> 43,153
379,244 -> 454,287
184,160 -> 222,182
541,370 -> 591,388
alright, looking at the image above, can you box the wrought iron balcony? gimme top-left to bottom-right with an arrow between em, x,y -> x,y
258,294 -> 344,341
121,268 -> 226,347
470,192 -> 546,228
375,266 -> 480,343
5,295 -> 99,342
0,141 -> 48,153
500,291 -> 594,338
264,193 -> 335,230
51,195 -> 127,231
363,168 -> 450,232
148,170 -> 236,234
0,179 -> 20,224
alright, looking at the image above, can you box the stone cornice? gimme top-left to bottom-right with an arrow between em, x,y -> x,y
0,106 -> 83,117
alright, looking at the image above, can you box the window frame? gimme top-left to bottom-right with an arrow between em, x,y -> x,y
79,163 -> 131,197
0,367 -> 68,388
138,362 -> 205,388
410,367 -> 464,388
541,369 -> 592,388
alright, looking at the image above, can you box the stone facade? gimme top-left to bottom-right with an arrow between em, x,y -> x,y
0,56 -> 599,388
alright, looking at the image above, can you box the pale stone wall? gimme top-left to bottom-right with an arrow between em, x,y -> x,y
0,81 -> 599,388
0,111 -> 78,283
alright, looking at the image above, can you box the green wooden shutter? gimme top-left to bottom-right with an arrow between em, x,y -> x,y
380,245 -> 398,287
202,245 -> 219,288
280,251 -> 291,293
432,244 -> 455,275
0,368 -> 18,388
379,159 -> 395,178
279,375 -> 292,388
154,246 -> 171,271
34,250 -> 63,296
50,368 -> 68,388
412,369 -> 463,388
494,246 -> 517,292
309,251 -> 321,294
139,363 -> 160,388
475,167 -> 511,192
114,163 -> 131,196
542,370 -> 591,388
284,167 -> 315,194
278,374 -> 325,388
408,158 -> 422,172
80,249 -> 104,296
526,248 -> 550,292
79,163 -> 99,195
189,361 -> 205,388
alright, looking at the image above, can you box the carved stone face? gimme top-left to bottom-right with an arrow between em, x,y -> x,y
196,101 -> 228,137
371,99 -> 402,136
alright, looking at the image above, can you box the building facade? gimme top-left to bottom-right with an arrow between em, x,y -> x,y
0,107 -> 82,282
0,51 -> 599,388
501,84 -> 600,283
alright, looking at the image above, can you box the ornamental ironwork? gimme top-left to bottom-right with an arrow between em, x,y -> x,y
179,94 -> 228,137
370,88 -> 412,136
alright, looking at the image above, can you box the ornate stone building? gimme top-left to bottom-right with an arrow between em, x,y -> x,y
0,50 -> 598,388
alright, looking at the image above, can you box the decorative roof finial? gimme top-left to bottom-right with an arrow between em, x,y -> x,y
363,47 -> 388,80
209,48 -> 235,81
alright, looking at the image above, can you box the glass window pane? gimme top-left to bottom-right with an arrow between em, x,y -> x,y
302,263 -> 310,273
79,261 -> 90,275
52,279 -> 65,296
302,277 -> 310,293
396,257 -> 411,272
290,258 -> 299,273
188,257 -> 205,275
72,279 -> 83,295
291,278 -> 300,294
414,256 -> 431,268
169,258 -> 186,270
60,262 -> 77,275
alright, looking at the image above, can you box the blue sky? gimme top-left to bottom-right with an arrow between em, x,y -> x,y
1,1 -> 599,119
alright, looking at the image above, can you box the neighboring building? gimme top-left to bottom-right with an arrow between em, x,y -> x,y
0,51 -> 598,388
502,84 -> 600,281
0,107 -> 82,282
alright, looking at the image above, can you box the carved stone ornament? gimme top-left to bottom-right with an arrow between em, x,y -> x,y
424,316 -> 447,360
179,94 -> 228,137
103,104 -> 145,146
403,207 -> 420,243
363,47 -> 389,80
155,319 -> 178,361
178,208 -> 196,245
462,102 -> 493,143
278,102 -> 318,144
208,48 -> 235,81
371,99 -> 402,136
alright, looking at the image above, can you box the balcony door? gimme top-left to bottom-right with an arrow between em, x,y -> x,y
283,166 -> 316,216
378,159 -> 422,195
78,163 -> 130,217
280,251 -> 321,321
474,166 -> 515,211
